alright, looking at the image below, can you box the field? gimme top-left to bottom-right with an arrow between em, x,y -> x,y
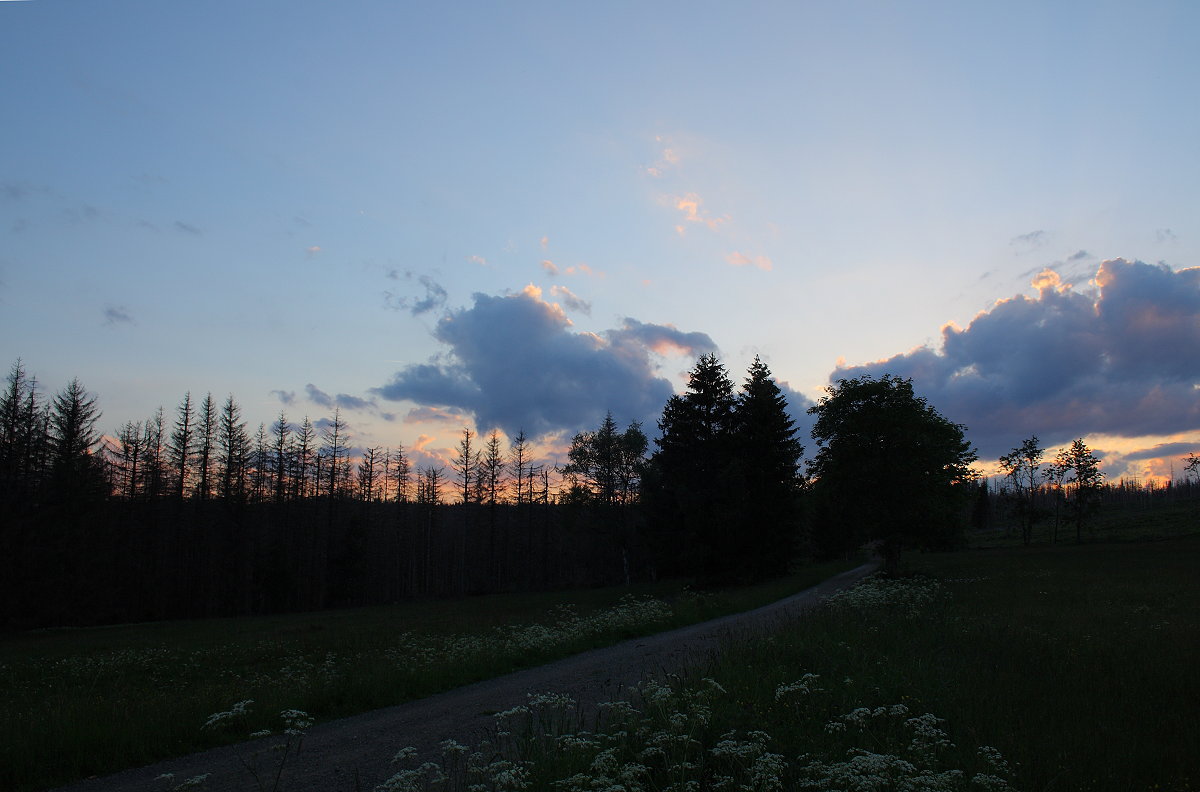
5,504 -> 1199,792
0,559 -> 856,792
388,532 -> 1198,792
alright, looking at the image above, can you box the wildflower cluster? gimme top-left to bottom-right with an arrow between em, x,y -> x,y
385,595 -> 673,669
377,674 -> 1014,792
824,574 -> 945,617
202,699 -> 254,731
812,703 -> 1012,791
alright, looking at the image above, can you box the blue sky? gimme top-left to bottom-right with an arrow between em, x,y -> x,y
2,0 -> 1198,480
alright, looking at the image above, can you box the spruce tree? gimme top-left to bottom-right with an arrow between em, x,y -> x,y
646,354 -> 738,581
731,356 -> 804,578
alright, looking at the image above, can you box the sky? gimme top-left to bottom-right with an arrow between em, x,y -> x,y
2,0 -> 1198,483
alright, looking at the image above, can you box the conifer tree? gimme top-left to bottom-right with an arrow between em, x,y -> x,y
48,378 -> 104,502
194,393 -> 217,500
731,356 -> 804,577
217,394 -> 249,501
167,392 -> 195,500
271,411 -> 290,503
646,354 -> 738,581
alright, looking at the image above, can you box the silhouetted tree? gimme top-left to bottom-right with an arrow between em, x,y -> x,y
807,374 -> 976,574
563,412 -> 647,507
730,356 -> 804,578
271,411 -> 290,503
1055,438 -> 1104,542
217,394 -> 249,501
389,444 -> 411,504
0,359 -> 44,501
357,446 -> 382,501
645,354 -> 738,581
47,378 -> 105,503
999,436 -> 1044,546
113,420 -> 144,499
167,392 -> 195,500
250,422 -> 269,502
319,408 -> 350,500
194,393 -> 217,500
509,430 -> 531,508
291,416 -> 316,500
452,428 -> 479,505
143,407 -> 167,498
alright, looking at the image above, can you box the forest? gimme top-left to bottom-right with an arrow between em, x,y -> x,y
1,356 -> 1195,630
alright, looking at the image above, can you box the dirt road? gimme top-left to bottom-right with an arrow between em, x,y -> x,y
55,562 -> 876,792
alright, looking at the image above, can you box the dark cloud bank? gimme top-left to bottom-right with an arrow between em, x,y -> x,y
371,259 -> 1197,461
834,259 -> 1200,459
373,288 -> 717,438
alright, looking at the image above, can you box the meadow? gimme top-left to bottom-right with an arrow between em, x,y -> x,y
380,532 -> 1199,792
0,559 -> 855,792
5,506 -> 1198,792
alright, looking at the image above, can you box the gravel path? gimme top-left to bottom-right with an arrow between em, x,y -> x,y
55,562 -> 877,792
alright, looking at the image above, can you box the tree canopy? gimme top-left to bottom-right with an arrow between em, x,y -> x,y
807,374 -> 976,571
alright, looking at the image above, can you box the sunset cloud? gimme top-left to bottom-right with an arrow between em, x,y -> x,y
404,405 -> 465,425
831,259 -> 1200,459
373,287 -> 717,438
550,284 -> 591,315
725,251 -> 773,271
671,192 -> 728,234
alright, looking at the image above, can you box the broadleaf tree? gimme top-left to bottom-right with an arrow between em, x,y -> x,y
807,374 -> 976,574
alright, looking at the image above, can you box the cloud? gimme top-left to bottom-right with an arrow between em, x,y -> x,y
540,236 -> 549,250
270,389 -> 297,405
306,383 -> 376,412
383,272 -> 449,316
404,406 -> 466,425
1119,442 -> 1196,463
550,284 -> 591,315
542,260 -> 600,278
373,287 -> 717,438
306,246 -> 322,257
468,255 -> 488,266
725,251 -> 773,272
174,220 -> 202,235
103,305 -> 135,326
830,259 -> 1200,459
1156,228 -> 1178,243
1009,229 -> 1047,252
671,192 -> 728,235
305,383 -> 334,408
1068,249 -> 1091,261
645,135 -> 682,178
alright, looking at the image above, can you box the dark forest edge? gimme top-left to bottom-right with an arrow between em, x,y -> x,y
3,356 -> 1198,631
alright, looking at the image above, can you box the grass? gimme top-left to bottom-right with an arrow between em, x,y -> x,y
11,500 -> 1199,792
970,494 -> 1199,548
0,558 -> 857,792
460,535 -> 1196,792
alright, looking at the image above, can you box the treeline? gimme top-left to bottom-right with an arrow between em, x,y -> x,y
5,356 -> 1193,631
0,359 -> 642,629
984,434 -> 1199,544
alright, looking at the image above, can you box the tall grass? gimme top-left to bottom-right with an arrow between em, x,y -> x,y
381,537 -> 1198,791
0,559 -> 855,792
